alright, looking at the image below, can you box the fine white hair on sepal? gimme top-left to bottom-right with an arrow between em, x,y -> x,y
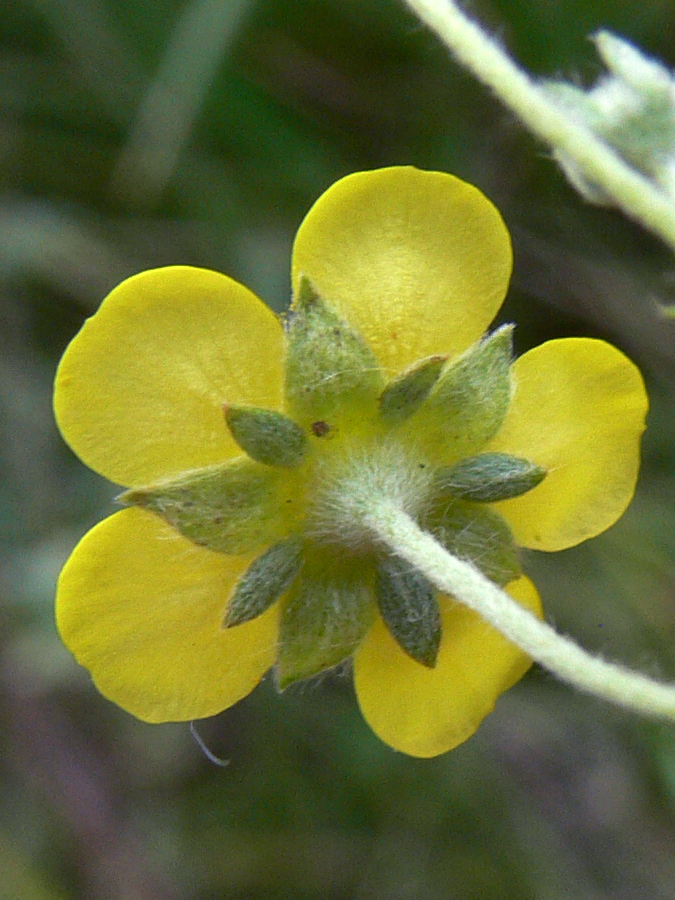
306,441 -> 435,551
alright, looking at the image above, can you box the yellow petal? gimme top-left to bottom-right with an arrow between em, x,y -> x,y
54,266 -> 284,486
353,576 -> 542,758
489,338 -> 648,551
56,507 -> 279,723
291,167 -> 512,374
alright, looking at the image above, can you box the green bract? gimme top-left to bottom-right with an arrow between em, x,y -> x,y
224,406 -> 308,468
224,536 -> 304,628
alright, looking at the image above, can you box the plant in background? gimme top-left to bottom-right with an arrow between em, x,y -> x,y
544,32 -> 675,205
403,0 -> 675,273
55,166 -> 665,759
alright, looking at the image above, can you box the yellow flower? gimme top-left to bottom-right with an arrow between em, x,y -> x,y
54,167 -> 647,758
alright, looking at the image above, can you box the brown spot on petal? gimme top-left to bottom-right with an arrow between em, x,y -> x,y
311,421 -> 331,437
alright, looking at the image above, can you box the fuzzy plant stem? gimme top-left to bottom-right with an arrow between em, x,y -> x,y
403,0 -> 675,254
368,500 -> 675,721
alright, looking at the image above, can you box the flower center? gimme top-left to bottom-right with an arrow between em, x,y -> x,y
304,440 -> 435,552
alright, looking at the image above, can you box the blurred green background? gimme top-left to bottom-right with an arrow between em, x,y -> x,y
2,0 -> 675,897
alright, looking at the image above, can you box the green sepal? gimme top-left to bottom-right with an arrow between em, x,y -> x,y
425,499 -> 521,587
120,459 -> 289,555
275,553 -> 375,689
375,556 -> 441,668
224,535 -> 304,627
416,326 -> 514,458
224,405 -> 308,468
284,276 -> 384,425
379,355 -> 446,425
434,452 -> 546,503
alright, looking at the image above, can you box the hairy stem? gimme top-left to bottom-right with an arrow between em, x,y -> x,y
404,0 -> 675,253
368,501 -> 675,721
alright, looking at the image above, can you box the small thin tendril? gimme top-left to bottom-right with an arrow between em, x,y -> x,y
189,721 -> 230,767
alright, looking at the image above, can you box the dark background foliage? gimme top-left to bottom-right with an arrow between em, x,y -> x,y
2,0 -> 675,897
